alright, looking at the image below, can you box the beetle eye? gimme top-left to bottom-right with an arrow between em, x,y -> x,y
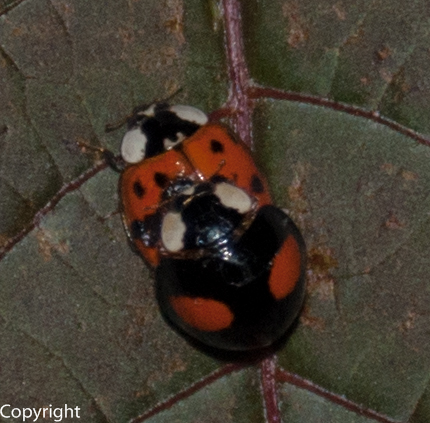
168,105 -> 208,126
121,128 -> 147,164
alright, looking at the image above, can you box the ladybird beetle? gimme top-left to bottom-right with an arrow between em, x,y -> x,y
118,102 -> 306,351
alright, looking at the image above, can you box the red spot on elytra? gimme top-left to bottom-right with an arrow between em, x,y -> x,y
170,296 -> 234,331
268,235 -> 302,300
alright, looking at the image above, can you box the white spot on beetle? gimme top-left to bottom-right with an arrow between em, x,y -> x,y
169,105 -> 208,126
138,103 -> 156,117
163,132 -> 186,150
214,182 -> 252,214
121,128 -> 147,164
161,212 -> 186,252
182,185 -> 195,195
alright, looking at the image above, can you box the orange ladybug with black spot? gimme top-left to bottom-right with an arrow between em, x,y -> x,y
119,102 -> 306,351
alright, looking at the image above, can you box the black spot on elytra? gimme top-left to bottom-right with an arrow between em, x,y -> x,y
210,139 -> 224,153
251,175 -> 264,193
154,172 -> 169,188
133,181 -> 145,198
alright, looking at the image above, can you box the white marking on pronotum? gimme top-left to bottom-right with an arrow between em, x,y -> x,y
161,212 -> 186,252
214,182 -> 252,213
163,132 -> 187,150
139,103 -> 156,117
121,128 -> 147,164
169,105 -> 208,126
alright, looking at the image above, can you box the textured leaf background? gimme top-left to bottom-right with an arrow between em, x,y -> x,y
1,0 -> 430,422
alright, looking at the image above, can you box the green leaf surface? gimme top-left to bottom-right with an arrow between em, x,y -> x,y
278,383 -> 378,423
243,0 -> 430,134
1,0 -> 430,422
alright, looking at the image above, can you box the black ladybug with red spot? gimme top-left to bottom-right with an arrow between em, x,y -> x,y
118,103 -> 306,351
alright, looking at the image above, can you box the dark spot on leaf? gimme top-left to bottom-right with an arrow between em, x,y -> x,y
0,125 -> 8,136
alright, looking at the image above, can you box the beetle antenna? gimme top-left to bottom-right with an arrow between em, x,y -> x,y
66,139 -> 124,172
105,87 -> 184,133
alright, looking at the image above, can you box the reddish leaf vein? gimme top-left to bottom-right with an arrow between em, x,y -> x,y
277,369 -> 402,423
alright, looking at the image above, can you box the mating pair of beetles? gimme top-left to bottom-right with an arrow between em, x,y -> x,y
108,102 -> 306,352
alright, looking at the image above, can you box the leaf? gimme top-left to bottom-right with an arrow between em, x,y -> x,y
243,0 -> 430,134
1,0 -> 430,422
